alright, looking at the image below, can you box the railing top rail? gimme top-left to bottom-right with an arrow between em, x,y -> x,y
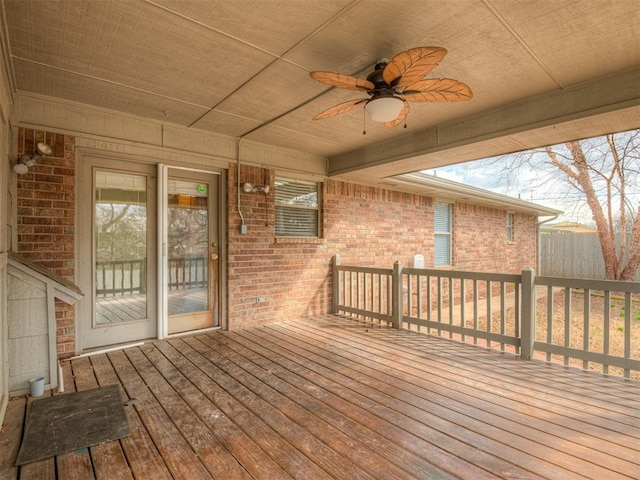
536,275 -> 640,293
335,265 -> 393,275
403,267 -> 521,283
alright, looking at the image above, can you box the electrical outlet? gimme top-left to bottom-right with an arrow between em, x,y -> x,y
256,296 -> 266,303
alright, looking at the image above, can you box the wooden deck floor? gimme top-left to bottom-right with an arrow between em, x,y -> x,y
1,314 -> 639,480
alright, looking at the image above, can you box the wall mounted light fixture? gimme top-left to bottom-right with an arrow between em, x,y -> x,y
13,142 -> 53,174
242,182 -> 270,194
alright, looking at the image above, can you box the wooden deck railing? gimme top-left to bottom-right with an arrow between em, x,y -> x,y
96,259 -> 147,297
96,256 -> 207,298
333,255 -> 640,379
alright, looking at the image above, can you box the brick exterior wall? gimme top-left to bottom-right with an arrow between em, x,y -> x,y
453,203 -> 537,273
14,129 -> 539,349
16,129 -> 76,357
227,166 -> 538,329
228,165 -> 332,329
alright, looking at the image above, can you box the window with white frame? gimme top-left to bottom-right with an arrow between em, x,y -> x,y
434,202 -> 452,266
275,177 -> 320,237
506,212 -> 515,243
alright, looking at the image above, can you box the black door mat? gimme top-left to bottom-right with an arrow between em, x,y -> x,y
16,384 -> 131,465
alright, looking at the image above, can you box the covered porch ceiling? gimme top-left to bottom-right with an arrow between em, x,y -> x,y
2,0 -> 639,186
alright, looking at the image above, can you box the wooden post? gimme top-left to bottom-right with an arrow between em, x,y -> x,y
392,261 -> 403,329
520,266 -> 536,360
332,254 -> 340,314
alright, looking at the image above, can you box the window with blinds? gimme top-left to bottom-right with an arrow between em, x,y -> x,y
434,202 -> 451,266
275,178 -> 320,237
506,212 -> 515,243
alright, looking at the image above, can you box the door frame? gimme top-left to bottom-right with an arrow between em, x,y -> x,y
76,153 -> 227,352
77,158 -> 158,350
156,164 -> 226,338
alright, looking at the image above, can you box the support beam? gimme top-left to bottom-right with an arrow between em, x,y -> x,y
329,68 -> 640,177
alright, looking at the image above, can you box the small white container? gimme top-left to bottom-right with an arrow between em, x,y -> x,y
29,376 -> 45,397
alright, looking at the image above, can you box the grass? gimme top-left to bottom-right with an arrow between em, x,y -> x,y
533,289 -> 640,380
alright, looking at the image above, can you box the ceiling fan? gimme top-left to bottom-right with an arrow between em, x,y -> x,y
309,46 -> 472,129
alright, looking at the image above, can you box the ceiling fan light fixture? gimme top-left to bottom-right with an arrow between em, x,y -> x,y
365,96 -> 404,123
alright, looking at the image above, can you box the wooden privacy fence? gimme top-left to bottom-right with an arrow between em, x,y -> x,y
540,233 -> 640,281
333,255 -> 640,379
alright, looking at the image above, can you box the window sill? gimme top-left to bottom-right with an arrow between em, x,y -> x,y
274,237 -> 326,245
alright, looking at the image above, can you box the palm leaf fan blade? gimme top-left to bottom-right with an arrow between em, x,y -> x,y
384,102 -> 410,128
309,71 -> 374,92
401,78 -> 473,102
312,99 -> 367,120
383,47 -> 447,87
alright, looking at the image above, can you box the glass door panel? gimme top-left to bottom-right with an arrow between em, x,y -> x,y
166,171 -> 219,334
77,159 -> 157,351
95,171 -> 148,324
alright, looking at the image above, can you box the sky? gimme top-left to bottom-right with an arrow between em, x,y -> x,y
424,157 -> 595,225
424,130 -> 640,228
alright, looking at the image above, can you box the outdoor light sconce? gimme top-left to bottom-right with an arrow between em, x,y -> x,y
13,142 -> 53,174
242,182 -> 270,194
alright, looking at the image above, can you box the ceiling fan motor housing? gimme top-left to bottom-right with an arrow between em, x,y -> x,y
366,62 -> 399,99
366,62 -> 388,88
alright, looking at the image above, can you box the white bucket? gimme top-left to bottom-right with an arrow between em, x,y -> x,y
29,376 -> 45,397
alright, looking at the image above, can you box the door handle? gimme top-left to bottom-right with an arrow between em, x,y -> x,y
211,253 -> 218,260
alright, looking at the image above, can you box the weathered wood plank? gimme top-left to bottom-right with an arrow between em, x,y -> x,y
107,349 -> 213,479
89,353 -> 172,480
16,380 -> 60,479
129,344 -> 253,480
55,358 -> 95,480
191,332 -> 456,480
19,457 -> 55,480
161,338 -> 334,480
62,356 -> 132,480
284,317 -> 640,477
182,335 -> 393,480
150,340 -> 294,480
0,397 -> 25,480
5,314 -> 638,480
230,327 -> 538,480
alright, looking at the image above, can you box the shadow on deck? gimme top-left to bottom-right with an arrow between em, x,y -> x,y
1,314 -> 639,479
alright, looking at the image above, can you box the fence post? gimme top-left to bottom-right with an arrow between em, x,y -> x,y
332,254 -> 340,314
520,266 -> 536,360
392,261 -> 403,329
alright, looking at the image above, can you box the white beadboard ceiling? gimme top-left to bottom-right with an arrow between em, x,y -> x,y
2,0 -> 639,185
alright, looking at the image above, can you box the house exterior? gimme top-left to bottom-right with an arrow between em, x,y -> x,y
0,0 -> 635,428
0,118 -> 559,406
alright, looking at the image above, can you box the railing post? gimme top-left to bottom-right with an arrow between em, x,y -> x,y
392,261 -> 403,329
521,266 -> 536,360
332,254 -> 340,314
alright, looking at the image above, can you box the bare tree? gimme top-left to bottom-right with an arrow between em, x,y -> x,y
459,129 -> 640,280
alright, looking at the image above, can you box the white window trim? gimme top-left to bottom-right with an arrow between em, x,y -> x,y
506,212 -> 515,243
275,177 -> 321,238
434,202 -> 452,267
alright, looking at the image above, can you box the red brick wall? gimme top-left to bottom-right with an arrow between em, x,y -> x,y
16,129 -> 76,357
227,165 -> 332,329
453,203 -> 537,272
226,168 -> 538,329
324,180 -> 434,266
14,131 -> 539,344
